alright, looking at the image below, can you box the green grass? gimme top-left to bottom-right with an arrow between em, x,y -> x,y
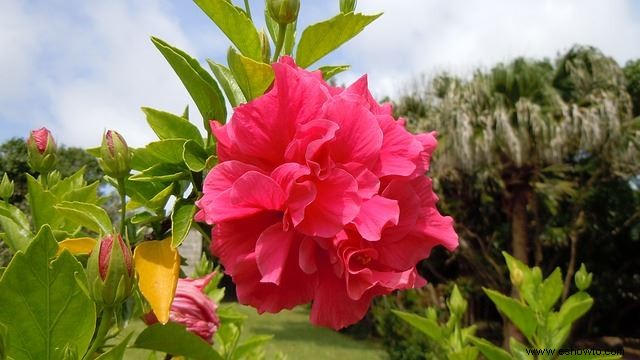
231,304 -> 386,360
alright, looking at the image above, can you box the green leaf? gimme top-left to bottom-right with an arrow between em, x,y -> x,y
146,183 -> 176,211
208,61 -> 247,107
469,336 -> 512,360
551,292 -> 593,330
319,65 -> 350,80
54,201 -> 113,235
233,335 -> 273,360
171,199 -> 196,248
27,174 -> 58,230
449,347 -> 480,360
145,139 -> 188,164
227,48 -> 274,101
484,288 -> 536,339
0,203 -> 33,252
142,107 -> 203,145
95,332 -> 134,360
183,140 -> 209,172
129,164 -> 189,183
539,267 -> 563,311
193,0 -> 262,61
133,322 -> 223,360
296,13 -> 381,68
151,37 -> 226,124
0,226 -> 96,360
0,322 -> 7,360
509,338 -> 533,360
391,310 -> 443,342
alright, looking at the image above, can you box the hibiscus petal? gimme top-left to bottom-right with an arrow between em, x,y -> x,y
256,223 -> 296,285
375,115 -> 424,177
342,163 -> 380,199
352,196 -> 400,241
310,272 -> 373,330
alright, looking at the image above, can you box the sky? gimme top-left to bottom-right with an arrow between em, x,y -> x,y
1,0 -> 639,148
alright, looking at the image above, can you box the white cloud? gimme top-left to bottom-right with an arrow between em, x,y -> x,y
342,0 -> 640,98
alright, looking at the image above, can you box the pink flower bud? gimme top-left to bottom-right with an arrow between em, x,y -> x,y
26,127 -> 57,173
99,130 -> 131,179
98,234 -> 133,280
87,234 -> 134,306
29,127 -> 53,154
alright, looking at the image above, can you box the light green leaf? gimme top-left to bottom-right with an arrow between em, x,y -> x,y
551,292 -> 593,330
49,167 -> 86,198
296,13 -> 381,68
145,139 -> 188,164
539,267 -> 563,311
95,332 -> 134,360
391,310 -> 443,342
193,0 -> 262,61
27,174 -> 58,230
142,107 -> 203,145
171,200 -> 196,248
233,335 -> 273,360
207,61 -> 247,107
319,65 -> 350,80
449,347 -> 480,360
133,323 -> 223,360
0,226 -> 96,360
183,140 -> 209,172
469,336 -> 512,360
484,288 -> 537,339
54,201 -> 113,235
509,338 -> 533,360
151,37 -> 226,124
129,164 -> 189,183
0,203 -> 33,252
227,48 -> 274,101
146,183 -> 175,211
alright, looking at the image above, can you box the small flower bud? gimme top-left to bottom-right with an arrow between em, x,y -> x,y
27,127 -> 57,174
340,0 -> 357,13
574,263 -> 593,291
510,268 -> 524,287
447,285 -> 467,317
0,174 -> 14,201
99,130 -> 131,179
86,234 -> 134,306
267,0 -> 300,25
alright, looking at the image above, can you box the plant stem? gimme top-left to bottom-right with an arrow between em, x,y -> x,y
83,307 -> 114,360
117,178 -> 127,243
272,24 -> 288,63
243,0 -> 252,20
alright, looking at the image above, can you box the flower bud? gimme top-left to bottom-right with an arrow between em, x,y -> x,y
574,263 -> 593,291
510,268 -> 524,287
447,285 -> 467,317
27,127 -> 57,174
86,234 -> 134,306
99,130 -> 131,179
267,0 -> 300,25
340,0 -> 357,13
0,174 -> 14,201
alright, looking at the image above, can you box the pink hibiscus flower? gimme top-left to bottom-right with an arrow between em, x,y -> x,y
196,56 -> 458,330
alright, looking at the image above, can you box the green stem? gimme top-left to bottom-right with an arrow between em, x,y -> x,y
243,0 -> 252,20
272,24 -> 288,63
117,178 -> 127,243
83,307 -> 114,360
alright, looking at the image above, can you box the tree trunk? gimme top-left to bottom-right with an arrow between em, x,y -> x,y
503,185 -> 529,348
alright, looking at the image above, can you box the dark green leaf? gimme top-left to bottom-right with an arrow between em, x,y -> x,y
151,37 -> 226,124
0,226 -> 96,360
296,13 -> 381,68
484,288 -> 536,339
227,48 -> 274,101
208,61 -> 246,107
193,0 -> 262,61
142,107 -> 203,145
54,201 -> 113,235
171,199 -> 196,248
133,322 -> 223,360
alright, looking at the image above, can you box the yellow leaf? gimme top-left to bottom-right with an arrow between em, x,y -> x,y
57,237 -> 97,256
133,238 -> 180,324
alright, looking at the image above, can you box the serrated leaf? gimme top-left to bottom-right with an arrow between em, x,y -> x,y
171,200 -> 196,248
484,288 -> 536,339
151,37 -> 226,124
142,107 -> 203,145
227,48 -> 274,101
134,322 -> 222,360
469,336 -> 512,360
296,13 -> 381,68
208,61 -> 246,107
391,310 -> 443,342
133,238 -> 180,324
0,226 -> 96,360
319,65 -> 350,80
193,0 -> 262,61
54,201 -> 113,235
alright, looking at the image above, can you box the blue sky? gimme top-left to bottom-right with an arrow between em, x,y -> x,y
1,0 -> 639,148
